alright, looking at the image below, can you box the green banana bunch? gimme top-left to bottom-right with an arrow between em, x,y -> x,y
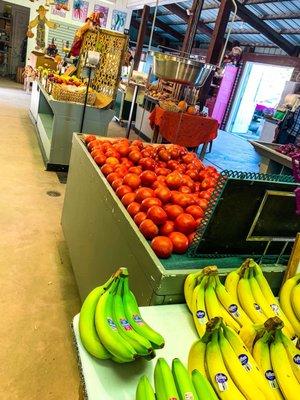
172,358 -> 199,400
79,273 -> 114,359
154,358 -> 179,400
136,375 -> 155,400
191,370 -> 218,400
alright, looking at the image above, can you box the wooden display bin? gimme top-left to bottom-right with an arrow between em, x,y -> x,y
28,51 -> 58,71
61,135 -> 291,305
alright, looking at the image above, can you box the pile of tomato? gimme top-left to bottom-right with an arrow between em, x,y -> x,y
84,136 -> 220,259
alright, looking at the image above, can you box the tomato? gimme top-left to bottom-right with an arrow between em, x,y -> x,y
114,165 -> 128,178
111,178 -> 123,191
91,148 -> 103,158
134,212 -> 147,226
182,153 -> 196,164
113,144 -> 130,157
147,206 -> 167,226
205,166 -> 218,174
179,185 -> 192,194
135,187 -> 155,203
141,197 -> 162,211
156,161 -> 167,168
151,236 -> 173,258
128,150 -> 142,164
181,175 -> 194,189
154,187 -> 172,203
201,178 -> 216,190
116,185 -> 132,199
172,192 -> 195,208
186,205 -> 204,219
197,198 -> 209,210
128,166 -> 142,175
168,232 -> 189,254
85,134 -> 96,144
139,219 -> 159,239
169,146 -> 180,159
194,182 -> 202,193
140,170 -> 157,187
155,167 -> 171,176
160,220 -> 175,236
106,172 -> 120,184
131,139 -> 144,149
158,149 -> 171,162
164,204 -> 184,220
165,172 -> 182,190
152,181 -> 166,190
87,140 -> 102,151
195,218 -> 202,227
94,153 -> 107,166
188,232 -> 196,245
123,173 -> 141,190
139,157 -> 155,171
121,192 -> 136,207
101,164 -> 115,176
198,170 -> 208,182
198,190 -> 211,200
120,158 -> 133,168
127,202 -> 141,217
186,169 -> 198,180
167,160 -> 180,171
175,213 -> 196,234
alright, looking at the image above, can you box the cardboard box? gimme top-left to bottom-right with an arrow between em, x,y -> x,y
28,51 -> 57,71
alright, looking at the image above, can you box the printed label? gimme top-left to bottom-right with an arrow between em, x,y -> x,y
215,373 -> 228,391
107,317 -> 117,330
168,398 -> 178,400
120,318 -> 133,331
133,314 -> 144,326
265,370 -> 278,389
238,354 -> 252,372
293,354 -> 300,366
270,304 -> 280,315
184,393 -> 194,400
228,304 -> 240,317
254,303 -> 263,313
196,310 -> 207,324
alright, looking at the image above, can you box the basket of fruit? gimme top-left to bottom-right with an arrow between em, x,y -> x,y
51,83 -> 97,105
159,100 -> 180,113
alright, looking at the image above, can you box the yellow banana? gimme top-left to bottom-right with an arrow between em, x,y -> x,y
253,332 -> 284,400
191,276 -> 209,337
279,274 -> 300,336
291,283 -> 300,322
188,339 -> 207,377
279,330 -> 300,384
238,323 -> 259,353
270,330 -> 300,400
224,269 -> 241,306
206,331 -> 246,399
184,270 -> 203,312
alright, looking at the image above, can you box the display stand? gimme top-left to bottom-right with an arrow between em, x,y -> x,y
72,304 -> 197,400
29,82 -> 114,170
250,140 -> 292,175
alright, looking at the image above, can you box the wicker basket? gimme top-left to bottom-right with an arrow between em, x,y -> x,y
51,83 -> 96,105
159,100 -> 180,113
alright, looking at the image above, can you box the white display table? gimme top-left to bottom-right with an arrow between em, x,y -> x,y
72,304 -> 197,399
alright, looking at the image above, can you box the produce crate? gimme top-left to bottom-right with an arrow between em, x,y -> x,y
61,135 -> 298,305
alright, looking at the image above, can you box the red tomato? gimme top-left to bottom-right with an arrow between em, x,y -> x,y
127,202 -> 141,217
169,146 -> 180,159
134,212 -> 147,226
128,166 -> 142,175
195,218 -> 202,227
160,220 -> 175,236
158,149 -> 171,162
197,198 -> 209,210
151,236 -> 173,258
114,144 -> 130,157
101,164 -> 115,176
141,197 -> 162,211
121,192 -> 136,207
188,232 -> 196,245
154,187 -> 172,203
94,154 -> 107,166
181,175 -> 195,189
135,187 -> 155,203
114,165 -> 128,178
106,156 -> 120,166
186,205 -> 204,219
111,178 -> 123,190
156,161 -> 167,168
85,134 -> 96,144
116,185 -> 132,199
198,170 -> 208,182
139,219 -> 159,239
131,139 -> 144,149
182,153 -> 196,164
164,204 -> 184,220
168,232 -> 189,254
140,170 -> 157,187
128,151 -> 142,164
167,160 -> 180,171
175,213 -> 196,234
91,148 -> 103,158
152,181 -> 166,190
201,178 -> 216,190
186,169 -> 198,180
106,172 -> 120,184
172,192 -> 195,208
194,182 -> 202,192
123,173 -> 141,190
165,172 -> 182,190
87,140 -> 101,151
147,206 -> 167,226
139,157 -> 156,171
198,190 -> 212,200
121,158 -> 133,168
179,185 -> 192,194
155,167 -> 171,176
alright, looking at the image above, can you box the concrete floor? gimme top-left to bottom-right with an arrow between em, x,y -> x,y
0,78 -> 260,399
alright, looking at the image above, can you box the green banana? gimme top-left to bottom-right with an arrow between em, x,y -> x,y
172,358 -> 199,400
154,358 -> 179,400
79,274 -> 114,359
113,278 -> 153,356
95,278 -> 137,362
122,276 -> 165,349
136,375 -> 155,400
191,369 -> 218,400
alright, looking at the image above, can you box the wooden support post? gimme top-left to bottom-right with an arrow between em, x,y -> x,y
198,0 -> 232,109
181,0 -> 204,56
133,5 -> 150,71
282,233 -> 300,284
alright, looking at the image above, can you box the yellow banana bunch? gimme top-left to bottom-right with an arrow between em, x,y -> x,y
280,273 -> 300,337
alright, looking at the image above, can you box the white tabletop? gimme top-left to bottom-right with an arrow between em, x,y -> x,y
72,304 -> 197,400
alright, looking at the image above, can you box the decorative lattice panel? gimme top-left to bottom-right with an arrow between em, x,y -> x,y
77,28 -> 128,101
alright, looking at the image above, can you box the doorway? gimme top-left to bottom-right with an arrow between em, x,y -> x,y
226,62 -> 294,137
0,1 -> 30,78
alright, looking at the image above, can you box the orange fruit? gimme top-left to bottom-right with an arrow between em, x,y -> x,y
187,106 -> 197,115
178,101 -> 188,111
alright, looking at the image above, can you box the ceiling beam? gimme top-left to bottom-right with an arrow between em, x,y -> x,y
228,28 -> 300,35
234,0 -> 296,55
164,3 -> 213,37
243,0 -> 284,4
130,18 -> 171,48
202,11 -> 300,24
181,0 -> 205,55
147,15 -> 183,42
